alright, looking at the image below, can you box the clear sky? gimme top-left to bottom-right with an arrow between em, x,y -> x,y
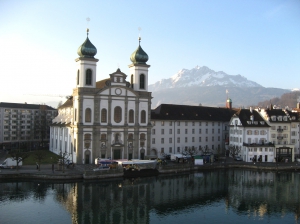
1,0 -> 299,108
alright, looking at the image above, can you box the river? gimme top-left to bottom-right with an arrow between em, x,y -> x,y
0,169 -> 300,224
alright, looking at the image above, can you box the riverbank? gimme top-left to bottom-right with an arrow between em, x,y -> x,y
1,160 -> 300,180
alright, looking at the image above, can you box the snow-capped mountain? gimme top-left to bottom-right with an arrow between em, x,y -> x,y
149,66 -> 262,92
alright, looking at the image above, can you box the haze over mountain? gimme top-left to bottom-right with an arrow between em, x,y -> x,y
149,66 -> 290,109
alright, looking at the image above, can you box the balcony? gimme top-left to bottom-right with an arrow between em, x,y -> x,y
277,136 -> 283,140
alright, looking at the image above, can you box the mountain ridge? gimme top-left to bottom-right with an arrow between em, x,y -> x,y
149,66 -> 290,109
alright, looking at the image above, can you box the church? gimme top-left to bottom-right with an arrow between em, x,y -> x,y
50,29 -> 152,164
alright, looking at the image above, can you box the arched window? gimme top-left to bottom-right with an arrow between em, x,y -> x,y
114,106 -> 122,123
128,133 -> 133,140
101,134 -> 106,140
139,74 -> 145,89
77,70 -> 80,85
131,74 -> 134,88
140,133 -> 146,140
141,110 -> 146,123
86,69 -> 92,85
129,109 -> 134,123
85,108 -> 91,122
101,109 -> 107,123
84,133 -> 91,149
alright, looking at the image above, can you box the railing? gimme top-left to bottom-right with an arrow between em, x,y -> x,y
277,136 -> 283,140
277,129 -> 283,132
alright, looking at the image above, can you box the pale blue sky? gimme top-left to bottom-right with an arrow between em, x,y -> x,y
1,0 -> 299,107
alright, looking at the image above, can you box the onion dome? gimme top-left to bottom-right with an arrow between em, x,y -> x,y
130,37 -> 148,65
77,29 -> 97,58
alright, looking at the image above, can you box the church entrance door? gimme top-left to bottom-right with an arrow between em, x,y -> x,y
114,149 -> 121,160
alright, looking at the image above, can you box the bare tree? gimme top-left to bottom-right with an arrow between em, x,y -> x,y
199,146 -> 212,155
58,152 -> 72,173
10,148 -> 30,171
34,149 -> 47,171
182,146 -> 199,165
182,146 -> 199,157
228,145 -> 241,158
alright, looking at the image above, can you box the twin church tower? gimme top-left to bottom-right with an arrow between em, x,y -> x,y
50,30 -> 152,164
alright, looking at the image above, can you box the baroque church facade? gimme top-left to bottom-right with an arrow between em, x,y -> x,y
50,30 -> 152,164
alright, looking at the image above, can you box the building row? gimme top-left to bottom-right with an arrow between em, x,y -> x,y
1,31 -> 299,164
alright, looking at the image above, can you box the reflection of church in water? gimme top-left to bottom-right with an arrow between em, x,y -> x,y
50,29 -> 152,164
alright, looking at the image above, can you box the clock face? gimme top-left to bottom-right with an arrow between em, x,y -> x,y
115,88 -> 122,95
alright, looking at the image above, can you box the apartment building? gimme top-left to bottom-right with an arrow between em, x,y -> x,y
0,102 -> 57,150
258,107 -> 299,162
150,104 -> 235,157
229,108 -> 274,162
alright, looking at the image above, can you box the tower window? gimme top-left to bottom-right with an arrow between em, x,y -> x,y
85,108 -> 91,122
131,74 -> 134,88
86,69 -> 92,85
139,74 -> 145,89
114,106 -> 122,123
77,70 -> 80,85
141,110 -> 146,123
129,109 -> 134,123
101,109 -> 107,123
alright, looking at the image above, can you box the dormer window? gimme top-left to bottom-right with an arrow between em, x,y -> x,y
271,116 -> 276,121
277,116 -> 282,121
260,121 -> 265,125
283,116 -> 288,121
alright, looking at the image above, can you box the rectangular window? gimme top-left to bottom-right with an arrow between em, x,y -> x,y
205,137 -> 208,142
192,137 -> 194,142
169,147 -> 172,153
185,121 -> 188,126
185,137 -> 188,143
212,129 -> 214,134
212,136 -> 214,141
161,129 -> 164,134
185,129 -> 188,134
169,129 -> 172,134
177,137 -> 180,143
199,137 -> 201,142
192,122 -> 195,126
199,129 -> 201,134
177,129 -> 180,134
212,122 -> 214,126
161,138 -> 164,144
152,129 -> 155,135
218,129 -> 220,134
177,121 -> 180,126
169,121 -> 172,126
206,129 -> 208,134
218,136 -> 220,141
161,148 -> 164,153
152,138 -> 155,144
177,147 -> 180,152
161,121 -> 164,126
192,129 -> 195,134
206,122 -> 208,126
199,122 -> 202,126
169,138 -> 172,143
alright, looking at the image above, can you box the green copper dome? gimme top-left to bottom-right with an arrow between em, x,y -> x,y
130,38 -> 148,65
77,31 -> 97,58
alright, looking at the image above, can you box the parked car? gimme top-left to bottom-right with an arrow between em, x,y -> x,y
234,156 -> 242,161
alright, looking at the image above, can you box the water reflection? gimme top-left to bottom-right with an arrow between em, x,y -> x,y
0,170 -> 300,224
